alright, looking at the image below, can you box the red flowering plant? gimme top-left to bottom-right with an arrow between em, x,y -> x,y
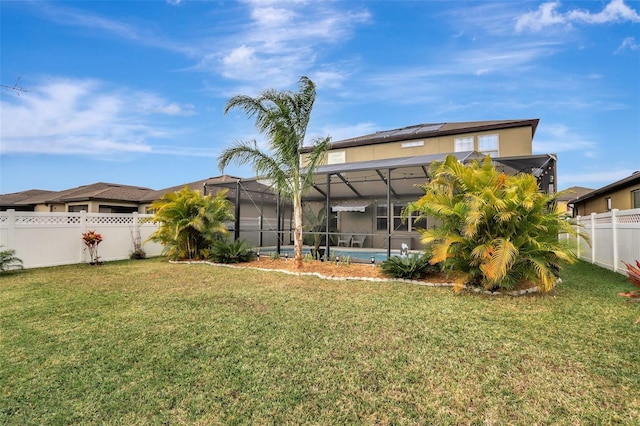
82,230 -> 103,264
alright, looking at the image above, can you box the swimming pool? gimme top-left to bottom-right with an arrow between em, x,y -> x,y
256,246 -> 416,263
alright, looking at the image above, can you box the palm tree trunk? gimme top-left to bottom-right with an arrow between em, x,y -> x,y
293,194 -> 304,268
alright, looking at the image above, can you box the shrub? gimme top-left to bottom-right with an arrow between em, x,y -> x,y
379,253 -> 437,280
0,247 -> 23,273
405,154 -> 588,292
147,186 -> 233,260
210,239 -> 256,264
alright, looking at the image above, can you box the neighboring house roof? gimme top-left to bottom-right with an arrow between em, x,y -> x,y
568,172 -> 640,205
139,175 -> 244,203
301,119 -> 539,153
0,189 -> 56,207
2,182 -> 156,207
557,186 -> 594,202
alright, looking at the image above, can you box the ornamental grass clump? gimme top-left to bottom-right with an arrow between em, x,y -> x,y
379,253 -> 438,280
210,239 -> 256,264
405,155 -> 588,292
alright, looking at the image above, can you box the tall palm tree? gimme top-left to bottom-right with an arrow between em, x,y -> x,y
218,76 -> 330,268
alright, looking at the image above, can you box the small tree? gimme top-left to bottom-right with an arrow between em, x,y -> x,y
147,186 -> 234,260
81,230 -> 103,264
405,155 -> 587,292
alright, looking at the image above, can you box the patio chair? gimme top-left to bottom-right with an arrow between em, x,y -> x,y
337,232 -> 353,247
350,233 -> 366,248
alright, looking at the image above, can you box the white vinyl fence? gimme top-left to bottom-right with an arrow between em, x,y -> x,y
0,210 -> 164,269
569,208 -> 640,275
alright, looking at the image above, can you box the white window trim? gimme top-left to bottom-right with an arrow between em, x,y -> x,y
478,134 -> 499,157
454,136 -> 474,152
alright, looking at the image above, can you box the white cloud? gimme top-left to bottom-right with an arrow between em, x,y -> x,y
213,2 -> 371,88
533,124 -> 598,155
0,78 -> 197,156
516,0 -> 640,33
616,36 -> 640,53
567,0 -> 640,24
516,2 -> 567,33
36,2 -> 197,56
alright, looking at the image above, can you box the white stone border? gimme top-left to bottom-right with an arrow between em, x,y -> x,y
170,260 -> 542,296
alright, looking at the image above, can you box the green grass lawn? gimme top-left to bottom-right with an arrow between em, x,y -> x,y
1,258 -> 638,425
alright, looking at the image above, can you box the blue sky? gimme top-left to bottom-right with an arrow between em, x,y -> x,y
1,0 -> 639,194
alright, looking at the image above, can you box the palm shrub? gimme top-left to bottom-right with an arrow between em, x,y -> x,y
379,253 -> 438,280
0,247 -> 23,273
210,239 -> 257,264
147,186 -> 234,260
405,155 -> 587,292
303,204 -> 327,260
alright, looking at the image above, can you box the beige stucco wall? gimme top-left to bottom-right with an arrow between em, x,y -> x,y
312,126 -> 533,164
574,183 -> 640,216
34,203 -> 65,212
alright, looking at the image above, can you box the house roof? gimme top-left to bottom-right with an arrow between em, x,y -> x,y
301,119 -> 539,153
139,175 -> 245,202
556,186 -> 594,202
0,189 -> 56,206
568,172 -> 640,205
3,182 -> 156,207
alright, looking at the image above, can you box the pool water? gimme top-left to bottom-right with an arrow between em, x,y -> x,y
257,247 -> 414,263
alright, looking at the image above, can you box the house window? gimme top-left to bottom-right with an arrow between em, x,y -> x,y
478,134 -> 499,157
401,140 -> 424,148
376,204 -> 388,231
632,190 -> 640,209
454,136 -> 474,152
68,204 -> 88,212
327,151 -> 346,164
605,197 -> 612,211
376,203 -> 426,231
393,204 -> 409,231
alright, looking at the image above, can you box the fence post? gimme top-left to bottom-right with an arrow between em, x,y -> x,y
612,209 -> 618,273
6,209 -> 16,251
80,210 -> 87,263
576,215 -> 581,259
590,212 -> 596,264
133,211 -> 139,239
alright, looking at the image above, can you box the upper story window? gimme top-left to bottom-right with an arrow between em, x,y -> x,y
327,151 -> 346,164
401,140 -> 424,148
478,134 -> 499,157
454,136 -> 474,152
632,189 -> 640,209
605,197 -> 612,211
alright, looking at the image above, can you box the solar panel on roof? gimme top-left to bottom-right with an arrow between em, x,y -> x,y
391,127 -> 420,136
418,124 -> 443,132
